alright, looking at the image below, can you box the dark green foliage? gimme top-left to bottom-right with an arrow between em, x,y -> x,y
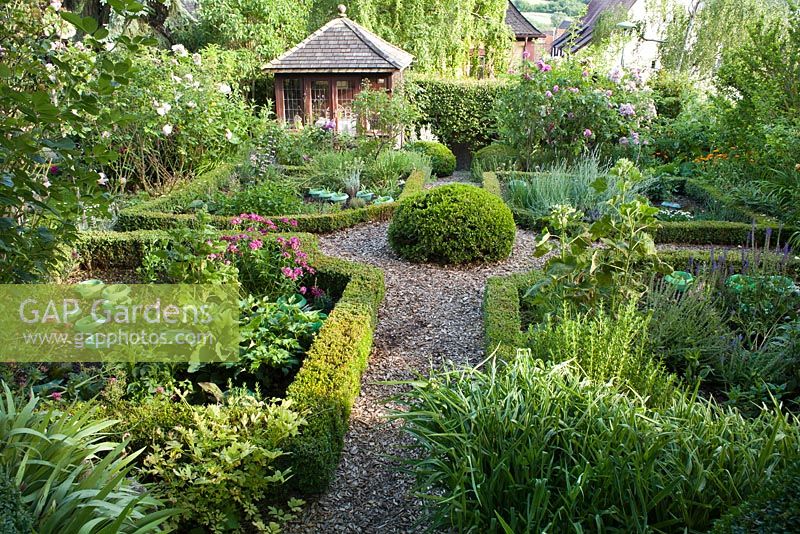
654,221 -> 796,246
217,179 -> 304,216
405,141 -> 456,177
388,184 -> 516,264
408,76 -> 507,154
483,272 -> 540,360
713,460 -> 800,534
0,469 -> 33,534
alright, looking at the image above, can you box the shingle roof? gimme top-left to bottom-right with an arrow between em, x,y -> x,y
264,14 -> 414,74
552,0 -> 637,54
506,1 -> 545,39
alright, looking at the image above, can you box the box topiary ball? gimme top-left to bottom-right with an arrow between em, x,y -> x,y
406,141 -> 456,177
388,183 -> 516,264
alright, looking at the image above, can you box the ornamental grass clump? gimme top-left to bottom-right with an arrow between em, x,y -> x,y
394,358 -> 800,533
388,183 -> 516,264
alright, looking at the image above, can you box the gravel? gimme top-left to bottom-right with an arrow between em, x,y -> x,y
287,206 -> 545,532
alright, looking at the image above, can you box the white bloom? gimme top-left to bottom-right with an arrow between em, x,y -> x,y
45,63 -> 55,72
225,129 -> 234,141
192,53 -> 202,66
50,41 -> 66,52
74,41 -> 86,52
171,44 -> 188,57
50,0 -> 61,11
100,130 -> 111,139
119,177 -> 127,185
57,21 -> 76,40
183,73 -> 193,83
186,101 -> 197,109
218,83 -> 232,95
162,124 -> 173,136
154,101 -> 172,116
43,179 -> 52,188
171,75 -> 182,84
97,173 -> 108,186
104,42 -> 115,52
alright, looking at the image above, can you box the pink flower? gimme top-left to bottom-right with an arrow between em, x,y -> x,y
249,239 -> 263,250
155,386 -> 165,394
522,49 -> 530,60
49,391 -> 62,401
310,287 -> 325,298
552,85 -> 559,93
605,90 -> 613,97
290,220 -> 298,227
568,87 -> 580,93
299,286 -> 308,295
545,91 -> 553,98
583,129 -> 593,138
582,70 -> 589,78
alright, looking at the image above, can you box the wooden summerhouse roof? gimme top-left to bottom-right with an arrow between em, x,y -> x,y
263,11 -> 414,74
506,1 -> 545,39
552,0 -> 637,53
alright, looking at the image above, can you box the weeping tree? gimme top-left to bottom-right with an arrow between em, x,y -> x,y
659,0 -> 790,77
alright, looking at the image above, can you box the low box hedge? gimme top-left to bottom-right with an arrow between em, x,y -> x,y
483,249 -> 800,361
484,171 -> 798,246
73,229 -> 385,494
116,166 -> 428,234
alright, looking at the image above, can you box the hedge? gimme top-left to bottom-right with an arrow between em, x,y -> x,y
481,171 -> 502,198
116,168 -> 428,234
485,171 -> 798,246
72,229 -> 385,494
408,75 -> 507,155
483,250 -> 800,361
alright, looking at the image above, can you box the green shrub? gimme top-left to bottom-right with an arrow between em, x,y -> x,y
144,391 -> 306,531
388,184 -> 515,264
394,359 -> 800,533
713,460 -> 800,534
481,171 -> 502,198
405,141 -> 456,177
363,150 -> 432,196
215,178 -> 304,216
471,142 -> 519,180
0,383 -> 174,533
0,468 -> 33,534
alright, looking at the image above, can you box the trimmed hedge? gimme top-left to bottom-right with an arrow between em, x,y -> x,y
405,141 -> 456,177
408,76 -> 507,155
117,168 -> 428,234
471,143 -> 519,181
485,171 -> 798,246
73,229 -> 385,494
388,183 -> 516,264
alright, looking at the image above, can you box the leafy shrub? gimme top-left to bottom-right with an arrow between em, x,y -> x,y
218,178 -> 304,216
405,141 -> 456,177
0,383 -> 173,533
471,142 -> 519,179
144,390 -> 306,532
394,359 -> 800,533
388,184 -> 516,264
363,150 -> 432,196
713,460 -> 800,534
527,301 -> 676,405
0,468 -> 33,534
495,58 -> 657,166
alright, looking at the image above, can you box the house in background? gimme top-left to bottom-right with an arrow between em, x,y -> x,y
551,0 -> 677,73
506,1 -> 546,64
263,5 -> 413,132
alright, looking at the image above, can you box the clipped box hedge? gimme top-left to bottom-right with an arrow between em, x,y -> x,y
484,250 -> 800,361
73,229 -> 385,494
116,167 -> 428,234
483,171 -> 798,246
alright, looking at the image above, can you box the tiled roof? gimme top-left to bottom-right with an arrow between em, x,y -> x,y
506,1 -> 545,39
552,0 -> 637,54
264,15 -> 414,73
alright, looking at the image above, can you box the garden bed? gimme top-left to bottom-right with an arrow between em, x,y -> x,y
482,171 -> 798,246
117,163 -> 428,234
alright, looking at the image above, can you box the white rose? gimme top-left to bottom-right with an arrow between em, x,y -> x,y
171,44 -> 188,57
218,83 -> 232,95
162,124 -> 173,136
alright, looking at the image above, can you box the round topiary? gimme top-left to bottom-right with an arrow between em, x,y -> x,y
388,183 -> 516,264
406,141 -> 456,177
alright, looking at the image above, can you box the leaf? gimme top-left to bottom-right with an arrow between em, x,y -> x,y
198,382 -> 224,403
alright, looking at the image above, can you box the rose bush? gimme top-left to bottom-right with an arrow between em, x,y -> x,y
495,58 -> 657,167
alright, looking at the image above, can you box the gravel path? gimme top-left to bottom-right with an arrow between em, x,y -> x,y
287,203 -> 545,532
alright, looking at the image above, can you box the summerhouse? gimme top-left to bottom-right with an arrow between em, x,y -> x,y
263,5 -> 414,133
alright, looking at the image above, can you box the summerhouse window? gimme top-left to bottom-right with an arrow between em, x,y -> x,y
283,78 -> 303,126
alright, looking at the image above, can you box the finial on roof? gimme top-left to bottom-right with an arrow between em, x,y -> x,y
338,4 -> 347,17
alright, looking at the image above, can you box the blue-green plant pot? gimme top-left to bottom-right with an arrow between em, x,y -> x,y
373,196 -> 394,205
74,315 -> 107,333
318,191 -> 335,201
308,188 -> 325,199
357,191 -> 374,201
330,193 -> 349,203
102,284 -> 131,303
75,279 -> 105,299
665,271 -> 694,291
